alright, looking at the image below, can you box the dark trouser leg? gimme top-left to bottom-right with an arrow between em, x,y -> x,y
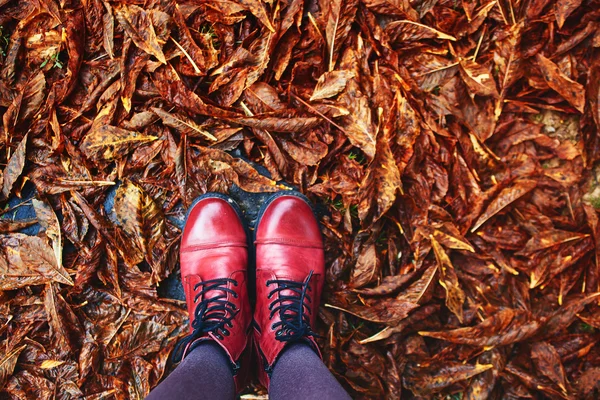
269,343 -> 352,400
146,342 -> 235,400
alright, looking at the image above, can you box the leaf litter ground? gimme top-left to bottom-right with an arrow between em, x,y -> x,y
1,0 -> 600,398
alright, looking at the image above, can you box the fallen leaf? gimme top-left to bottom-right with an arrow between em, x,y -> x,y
430,236 -> 465,322
115,4 -> 167,64
536,53 -> 585,113
472,180 -> 537,232
310,70 -> 355,101
80,125 -> 158,161
2,134 -> 28,198
420,308 -> 541,347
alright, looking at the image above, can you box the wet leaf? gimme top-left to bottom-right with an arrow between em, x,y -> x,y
471,180 -> 537,232
0,0 -> 598,396
459,58 -> 499,98
385,20 -> 456,43
532,341 -> 569,394
0,233 -> 74,289
420,308 -> 541,347
32,198 -> 63,277
555,0 -> 582,29
81,125 -> 158,161
310,70 -> 355,101
536,53 -> 585,113
430,236 -> 465,323
115,4 -> 167,64
404,362 -> 493,396
0,344 -> 27,389
114,179 -> 165,272
324,0 -> 359,70
326,292 -> 419,325
151,107 -> 217,141
2,133 -> 28,198
358,133 -> 402,224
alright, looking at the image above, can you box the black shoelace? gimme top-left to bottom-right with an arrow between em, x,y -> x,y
172,278 -> 239,363
267,270 -> 317,342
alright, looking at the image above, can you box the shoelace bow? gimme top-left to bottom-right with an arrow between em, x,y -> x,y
267,270 -> 318,342
172,278 -> 239,362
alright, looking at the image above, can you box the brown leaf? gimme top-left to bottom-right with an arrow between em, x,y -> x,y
536,53 -> 585,113
396,264 -> 438,304
151,107 -> 217,141
115,4 -> 167,64
353,270 -> 416,296
32,198 -> 63,278
351,242 -> 380,288
80,125 -> 158,161
0,344 -> 27,389
153,64 -> 238,118
517,229 -> 589,256
324,0 -> 359,70
404,362 -> 493,396
2,71 -> 45,134
385,20 -> 456,44
233,115 -> 321,132
2,133 -> 28,197
102,1 -> 115,59
471,180 -> 537,232
120,39 -> 149,113
459,58 -> 499,98
0,219 -> 37,233
44,283 -> 82,357
339,81 -> 377,159
532,342 -> 569,394
30,164 -> 115,195
430,236 -> 465,322
326,292 -> 419,324
0,233 -> 74,289
420,308 -> 541,347
358,131 -> 402,224
555,0 -> 582,29
310,70 -> 355,101
114,179 -> 165,274
238,0 -> 275,32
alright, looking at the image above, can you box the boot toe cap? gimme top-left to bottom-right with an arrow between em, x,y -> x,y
182,197 -> 246,249
256,195 -> 321,244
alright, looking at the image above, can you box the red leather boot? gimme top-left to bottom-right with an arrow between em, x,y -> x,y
253,192 -> 325,389
173,193 -> 252,392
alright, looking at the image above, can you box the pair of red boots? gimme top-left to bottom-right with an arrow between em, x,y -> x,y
172,192 -> 324,391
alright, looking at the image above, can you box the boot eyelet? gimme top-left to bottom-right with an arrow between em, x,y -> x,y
231,304 -> 237,310
233,281 -> 238,286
